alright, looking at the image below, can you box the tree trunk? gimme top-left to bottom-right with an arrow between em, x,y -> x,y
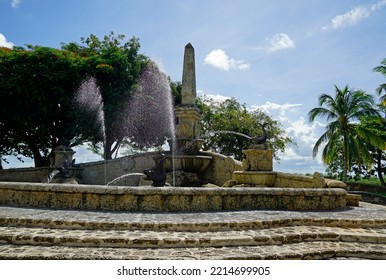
29,144 -> 45,167
32,151 -> 44,167
377,149 -> 386,186
342,134 -> 348,182
104,138 -> 122,160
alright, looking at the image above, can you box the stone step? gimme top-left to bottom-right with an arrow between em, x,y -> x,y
0,241 -> 385,260
2,211 -> 386,232
1,204 -> 386,259
1,225 -> 385,249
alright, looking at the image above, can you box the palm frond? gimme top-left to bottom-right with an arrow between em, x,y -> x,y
312,130 -> 330,158
307,107 -> 336,122
321,132 -> 342,164
355,125 -> 386,150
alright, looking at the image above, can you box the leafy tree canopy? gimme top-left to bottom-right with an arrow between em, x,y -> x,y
1,33 -> 149,167
0,45 -> 92,166
374,58 -> 386,104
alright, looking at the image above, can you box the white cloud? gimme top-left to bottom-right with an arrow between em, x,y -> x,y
286,117 -> 325,148
11,0 -> 21,8
251,101 -> 302,117
0,33 -> 14,48
204,49 -> 250,71
197,90 -> 231,104
266,33 -> 295,53
322,0 -> 386,30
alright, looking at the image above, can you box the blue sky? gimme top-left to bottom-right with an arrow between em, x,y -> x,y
1,0 -> 386,174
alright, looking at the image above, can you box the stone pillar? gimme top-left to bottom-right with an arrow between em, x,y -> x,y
175,108 -> 201,140
242,149 -> 273,171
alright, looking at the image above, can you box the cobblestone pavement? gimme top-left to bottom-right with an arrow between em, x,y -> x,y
0,202 -> 385,260
1,242 -> 385,260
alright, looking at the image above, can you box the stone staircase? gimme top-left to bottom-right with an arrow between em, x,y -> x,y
0,204 -> 386,260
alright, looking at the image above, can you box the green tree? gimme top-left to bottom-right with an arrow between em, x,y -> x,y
170,81 -> 182,106
374,58 -> 386,104
197,95 -> 295,161
0,45 -> 92,166
1,33 -> 149,166
358,107 -> 386,186
308,85 -> 383,182
61,32 -> 148,159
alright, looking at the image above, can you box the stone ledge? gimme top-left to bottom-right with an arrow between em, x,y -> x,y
346,194 -> 362,207
232,171 -> 347,189
0,182 -> 347,211
0,242 -> 385,260
1,225 -> 385,248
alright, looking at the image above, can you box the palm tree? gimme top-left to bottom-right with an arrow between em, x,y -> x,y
308,85 -> 382,181
373,58 -> 386,104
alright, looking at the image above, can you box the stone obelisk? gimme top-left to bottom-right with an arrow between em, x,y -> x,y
181,43 -> 196,105
175,43 -> 202,154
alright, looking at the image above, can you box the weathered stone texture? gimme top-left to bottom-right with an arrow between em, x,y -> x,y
0,182 -> 347,211
181,43 -> 196,106
243,149 -> 273,171
1,202 -> 386,259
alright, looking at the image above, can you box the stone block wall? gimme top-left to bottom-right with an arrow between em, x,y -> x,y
0,182 -> 348,211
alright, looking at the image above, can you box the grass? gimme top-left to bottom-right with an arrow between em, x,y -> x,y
348,177 -> 383,185
346,177 -> 386,198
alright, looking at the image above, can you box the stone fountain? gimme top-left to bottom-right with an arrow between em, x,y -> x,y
0,43 -> 356,212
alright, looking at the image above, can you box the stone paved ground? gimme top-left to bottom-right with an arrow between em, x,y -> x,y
0,202 -> 386,260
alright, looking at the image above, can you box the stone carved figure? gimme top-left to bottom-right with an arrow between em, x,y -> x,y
250,122 -> 269,149
143,154 -> 167,187
46,158 -> 71,183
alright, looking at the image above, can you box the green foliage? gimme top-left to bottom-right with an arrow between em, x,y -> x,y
170,81 -> 182,105
0,32 -> 148,166
197,95 -> 295,161
0,45 -> 91,166
373,58 -> 386,104
357,107 -> 386,185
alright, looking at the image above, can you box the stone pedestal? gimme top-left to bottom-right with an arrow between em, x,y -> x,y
53,145 -> 75,167
174,106 -> 202,154
242,149 -> 273,171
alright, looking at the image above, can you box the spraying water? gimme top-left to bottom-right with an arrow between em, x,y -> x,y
106,173 -> 145,186
45,170 -> 60,183
125,62 -> 176,186
73,65 -> 177,186
74,76 -> 107,184
207,130 -> 252,139
125,63 -> 175,145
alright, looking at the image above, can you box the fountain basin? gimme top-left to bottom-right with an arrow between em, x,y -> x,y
0,181 -> 348,211
164,155 -> 212,173
233,171 -> 276,187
